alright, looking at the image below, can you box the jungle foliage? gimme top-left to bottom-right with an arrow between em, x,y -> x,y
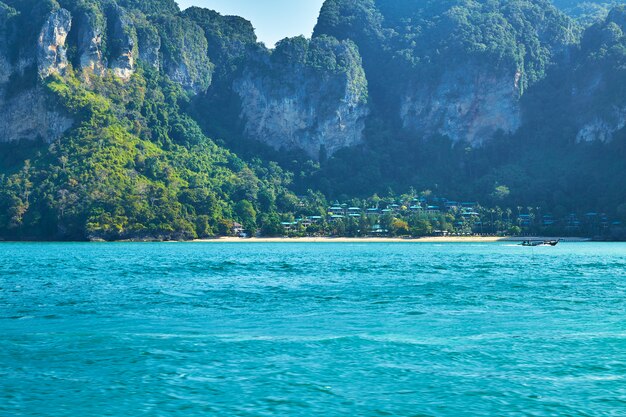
2,0 -> 626,240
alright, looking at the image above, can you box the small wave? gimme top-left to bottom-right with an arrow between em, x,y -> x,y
2,315 -> 35,320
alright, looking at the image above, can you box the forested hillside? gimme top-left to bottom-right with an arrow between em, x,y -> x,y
0,0 -> 625,240
0,0 -> 297,240
554,0 -> 626,24
298,0 -> 626,214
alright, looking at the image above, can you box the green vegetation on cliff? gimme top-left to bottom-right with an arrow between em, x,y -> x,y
316,0 -> 578,98
0,65 -> 297,240
1,0 -> 626,240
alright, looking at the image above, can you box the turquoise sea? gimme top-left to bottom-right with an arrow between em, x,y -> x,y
1,242 -> 625,416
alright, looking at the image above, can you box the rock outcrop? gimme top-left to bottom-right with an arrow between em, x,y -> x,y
3,0 -> 621,159
75,8 -> 105,75
314,0 -> 576,148
401,67 -> 522,145
576,110 -> 626,143
107,5 -> 136,80
37,8 -> 72,79
0,2 -> 14,85
233,36 -> 369,159
0,86 -> 73,143
0,0 -> 217,144
135,18 -> 161,70
0,6 -> 73,143
566,7 -> 626,143
155,16 -> 213,93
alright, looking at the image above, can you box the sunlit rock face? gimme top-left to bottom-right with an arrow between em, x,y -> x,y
576,112 -> 626,143
107,4 -> 136,80
0,0 -> 219,144
313,0 -> 577,148
234,36 -> 369,159
75,8 -> 105,75
569,7 -> 626,144
0,2 -> 14,85
155,15 -> 214,94
0,87 -> 73,143
0,8 -> 73,143
37,8 -> 72,79
401,66 -> 522,146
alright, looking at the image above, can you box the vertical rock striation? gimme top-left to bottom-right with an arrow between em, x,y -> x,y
0,6 -> 73,143
233,36 -> 369,159
401,66 -> 522,145
37,8 -> 72,79
0,0 -> 219,144
314,0 -> 577,147
75,8 -> 105,75
107,4 -> 135,80
155,15 -> 213,93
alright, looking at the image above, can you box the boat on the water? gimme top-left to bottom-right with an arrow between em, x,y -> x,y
521,239 -> 560,247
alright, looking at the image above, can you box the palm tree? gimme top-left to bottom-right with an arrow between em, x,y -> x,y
496,206 -> 504,233
506,208 -> 513,229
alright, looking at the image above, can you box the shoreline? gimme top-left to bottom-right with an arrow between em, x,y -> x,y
192,236 -> 592,243
0,237 -> 597,243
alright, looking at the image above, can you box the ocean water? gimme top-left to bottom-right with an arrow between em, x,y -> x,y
1,242 -> 626,416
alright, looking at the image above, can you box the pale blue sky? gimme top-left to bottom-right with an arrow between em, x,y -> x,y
176,0 -> 326,47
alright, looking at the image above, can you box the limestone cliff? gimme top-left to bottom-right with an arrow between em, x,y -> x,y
0,6 -> 72,143
0,2 -> 14,85
576,110 -> 626,142
401,66 -> 522,145
37,8 -> 71,79
233,36 -> 369,159
74,7 -> 105,75
0,0 -> 216,144
107,4 -> 135,80
314,0 -> 577,147
0,86 -> 73,143
1,0 -> 622,160
570,7 -> 626,143
135,16 -> 161,70
154,15 -> 213,93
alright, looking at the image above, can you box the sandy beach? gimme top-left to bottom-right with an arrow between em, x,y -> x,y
193,236 -> 590,243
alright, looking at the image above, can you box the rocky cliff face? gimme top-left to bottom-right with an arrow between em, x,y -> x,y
0,0 -> 216,144
75,8 -> 105,75
568,68 -> 626,144
569,7 -> 626,143
2,0 -> 624,160
0,5 -> 72,143
135,17 -> 161,70
155,16 -> 213,93
107,5 -> 135,80
37,8 -> 71,79
0,3 -> 14,85
233,37 -> 368,159
0,86 -> 73,143
576,110 -> 626,142
401,66 -> 522,145
314,0 -> 577,148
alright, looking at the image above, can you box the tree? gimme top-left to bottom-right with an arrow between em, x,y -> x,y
235,200 -> 257,233
259,213 -> 284,236
391,218 -> 409,236
492,185 -> 511,201
509,225 -> 522,236
410,219 -> 432,237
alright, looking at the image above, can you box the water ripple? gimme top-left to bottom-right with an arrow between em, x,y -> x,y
1,242 -> 625,416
